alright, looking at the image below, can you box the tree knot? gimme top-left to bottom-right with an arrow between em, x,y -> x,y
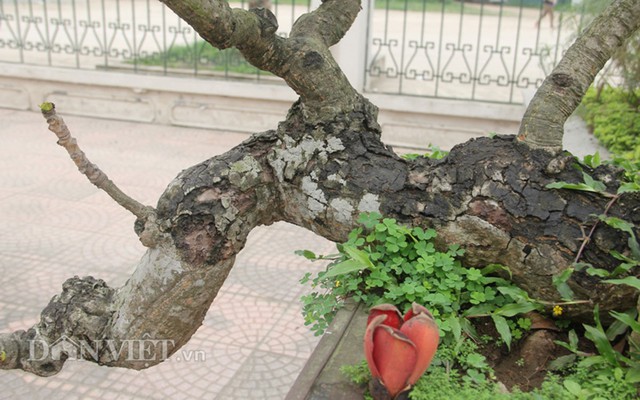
302,51 -> 324,70
551,73 -> 573,88
249,7 -> 278,36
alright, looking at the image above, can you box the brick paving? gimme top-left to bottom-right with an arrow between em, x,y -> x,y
0,109 -> 335,399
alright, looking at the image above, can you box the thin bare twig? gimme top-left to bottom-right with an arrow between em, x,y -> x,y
40,102 -> 155,220
574,195 -> 620,264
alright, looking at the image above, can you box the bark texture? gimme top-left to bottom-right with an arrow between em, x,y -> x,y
1,0 -> 639,378
518,0 -> 640,153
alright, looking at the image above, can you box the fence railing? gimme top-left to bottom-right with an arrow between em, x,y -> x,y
364,0 -> 586,104
0,0 -> 588,104
0,0 -> 311,81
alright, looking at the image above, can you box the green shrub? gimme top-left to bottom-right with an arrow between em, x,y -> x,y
582,86 -> 640,161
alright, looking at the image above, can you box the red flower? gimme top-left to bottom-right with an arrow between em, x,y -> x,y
364,303 -> 439,399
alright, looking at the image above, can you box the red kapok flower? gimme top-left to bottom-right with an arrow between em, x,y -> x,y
364,303 -> 439,399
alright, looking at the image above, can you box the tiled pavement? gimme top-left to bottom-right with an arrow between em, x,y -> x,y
0,109 -> 335,399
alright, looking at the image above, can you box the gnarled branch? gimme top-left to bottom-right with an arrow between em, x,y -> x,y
291,0 -> 362,47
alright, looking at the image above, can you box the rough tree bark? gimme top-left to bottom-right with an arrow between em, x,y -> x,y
1,0 -> 639,377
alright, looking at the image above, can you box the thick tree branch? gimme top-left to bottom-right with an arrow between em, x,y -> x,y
291,0 -> 362,47
160,0 -> 360,121
518,0 -> 640,153
158,0 -> 235,49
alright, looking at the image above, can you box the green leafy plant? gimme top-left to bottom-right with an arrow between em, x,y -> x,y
546,153 -> 640,300
401,145 -> 449,161
298,213 -> 539,352
581,86 -> 640,161
548,306 -> 640,399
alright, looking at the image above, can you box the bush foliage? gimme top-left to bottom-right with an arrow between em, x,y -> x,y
582,86 -> 640,161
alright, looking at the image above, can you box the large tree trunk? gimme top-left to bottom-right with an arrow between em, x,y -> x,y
1,0 -> 639,377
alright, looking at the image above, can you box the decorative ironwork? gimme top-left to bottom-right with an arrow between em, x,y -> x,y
0,0 -> 311,80
0,0 -> 585,104
365,0 -> 583,104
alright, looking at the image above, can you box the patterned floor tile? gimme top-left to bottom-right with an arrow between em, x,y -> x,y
217,350 -> 309,400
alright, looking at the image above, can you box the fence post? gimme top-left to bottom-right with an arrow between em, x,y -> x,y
311,0 -> 370,92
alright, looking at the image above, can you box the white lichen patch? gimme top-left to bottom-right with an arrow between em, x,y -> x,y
268,136 -> 346,182
307,197 -> 326,218
326,137 -> 345,153
330,198 -> 354,224
229,156 -> 261,191
327,173 -> 347,186
358,193 -> 381,213
302,176 -> 327,217
215,196 -> 239,232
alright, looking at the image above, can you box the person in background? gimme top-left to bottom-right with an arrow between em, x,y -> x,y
535,0 -> 556,29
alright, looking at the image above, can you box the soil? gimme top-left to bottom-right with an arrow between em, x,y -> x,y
473,314 -> 573,392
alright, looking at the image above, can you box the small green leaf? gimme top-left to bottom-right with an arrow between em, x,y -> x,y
563,380 -> 582,396
585,267 -> 611,278
480,263 -> 512,278
342,245 -> 374,269
582,171 -> 607,192
465,352 -> 488,369
604,276 -> 640,291
552,268 -> 575,300
40,102 -> 55,112
583,307 -> 620,367
546,181 -> 600,193
295,250 -> 317,260
463,304 -> 494,317
493,302 -> 538,317
497,286 -> 532,302
357,212 -> 382,229
460,317 -> 480,342
447,314 -> 462,343
618,182 -> 640,194
577,355 -> 606,368
548,354 -> 577,371
466,268 -> 483,281
610,310 -> 640,334
568,329 -> 579,350
491,314 -> 512,350
626,367 -> 640,384
323,259 -> 364,278
598,215 -> 635,236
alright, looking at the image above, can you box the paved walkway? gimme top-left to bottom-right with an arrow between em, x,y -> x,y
0,109 -> 335,400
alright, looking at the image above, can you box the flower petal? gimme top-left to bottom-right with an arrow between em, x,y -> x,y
368,304 -> 403,329
373,324 -> 417,397
400,313 -> 439,385
403,302 -> 434,322
364,314 -> 386,379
